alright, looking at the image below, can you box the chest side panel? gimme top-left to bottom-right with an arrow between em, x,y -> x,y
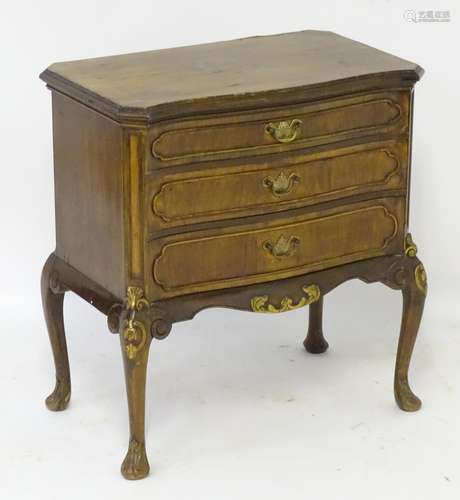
52,92 -> 125,297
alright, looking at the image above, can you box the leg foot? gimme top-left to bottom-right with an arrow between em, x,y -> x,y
42,253 -> 71,411
394,377 -> 422,412
46,378 -> 71,411
304,296 -> 329,354
121,439 -> 150,480
393,260 -> 426,412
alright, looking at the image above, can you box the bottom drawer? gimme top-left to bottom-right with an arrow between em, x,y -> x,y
149,197 -> 405,299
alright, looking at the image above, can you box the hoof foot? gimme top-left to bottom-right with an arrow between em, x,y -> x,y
121,440 -> 150,480
45,379 -> 71,411
395,380 -> 422,412
303,334 -> 329,354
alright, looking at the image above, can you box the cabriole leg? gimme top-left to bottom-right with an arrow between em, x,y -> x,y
116,287 -> 172,480
119,316 -> 152,480
41,253 -> 71,411
303,296 -> 329,354
117,287 -> 153,480
394,259 -> 427,412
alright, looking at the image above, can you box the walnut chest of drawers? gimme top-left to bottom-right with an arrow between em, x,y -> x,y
40,30 -> 427,480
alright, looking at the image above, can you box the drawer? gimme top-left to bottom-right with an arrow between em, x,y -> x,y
149,90 -> 410,169
148,197 -> 405,299
149,139 -> 407,229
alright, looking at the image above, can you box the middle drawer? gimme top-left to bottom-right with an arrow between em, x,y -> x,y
148,139 -> 407,229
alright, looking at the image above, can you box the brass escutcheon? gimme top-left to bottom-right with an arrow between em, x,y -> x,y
265,119 -> 303,143
263,171 -> 300,197
263,234 -> 300,258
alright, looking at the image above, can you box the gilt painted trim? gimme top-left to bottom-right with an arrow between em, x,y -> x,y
121,286 -> 150,361
129,134 -> 143,278
125,286 -> 149,311
414,264 -> 427,296
404,233 -> 418,257
123,320 -> 148,361
251,284 -> 320,313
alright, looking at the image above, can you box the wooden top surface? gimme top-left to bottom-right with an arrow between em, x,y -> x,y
41,30 -> 423,123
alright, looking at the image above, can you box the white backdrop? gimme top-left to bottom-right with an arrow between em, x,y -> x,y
1,1 -> 459,499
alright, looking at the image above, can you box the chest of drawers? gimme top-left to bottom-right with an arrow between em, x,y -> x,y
40,30 -> 427,480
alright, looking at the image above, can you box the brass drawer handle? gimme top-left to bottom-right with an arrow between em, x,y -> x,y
263,235 -> 300,258
265,119 -> 303,143
251,284 -> 321,313
263,171 -> 300,197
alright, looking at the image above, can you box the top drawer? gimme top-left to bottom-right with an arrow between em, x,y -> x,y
149,90 -> 410,168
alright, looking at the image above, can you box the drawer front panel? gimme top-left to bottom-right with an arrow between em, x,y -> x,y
150,140 -> 407,229
149,197 -> 405,299
149,90 -> 409,168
